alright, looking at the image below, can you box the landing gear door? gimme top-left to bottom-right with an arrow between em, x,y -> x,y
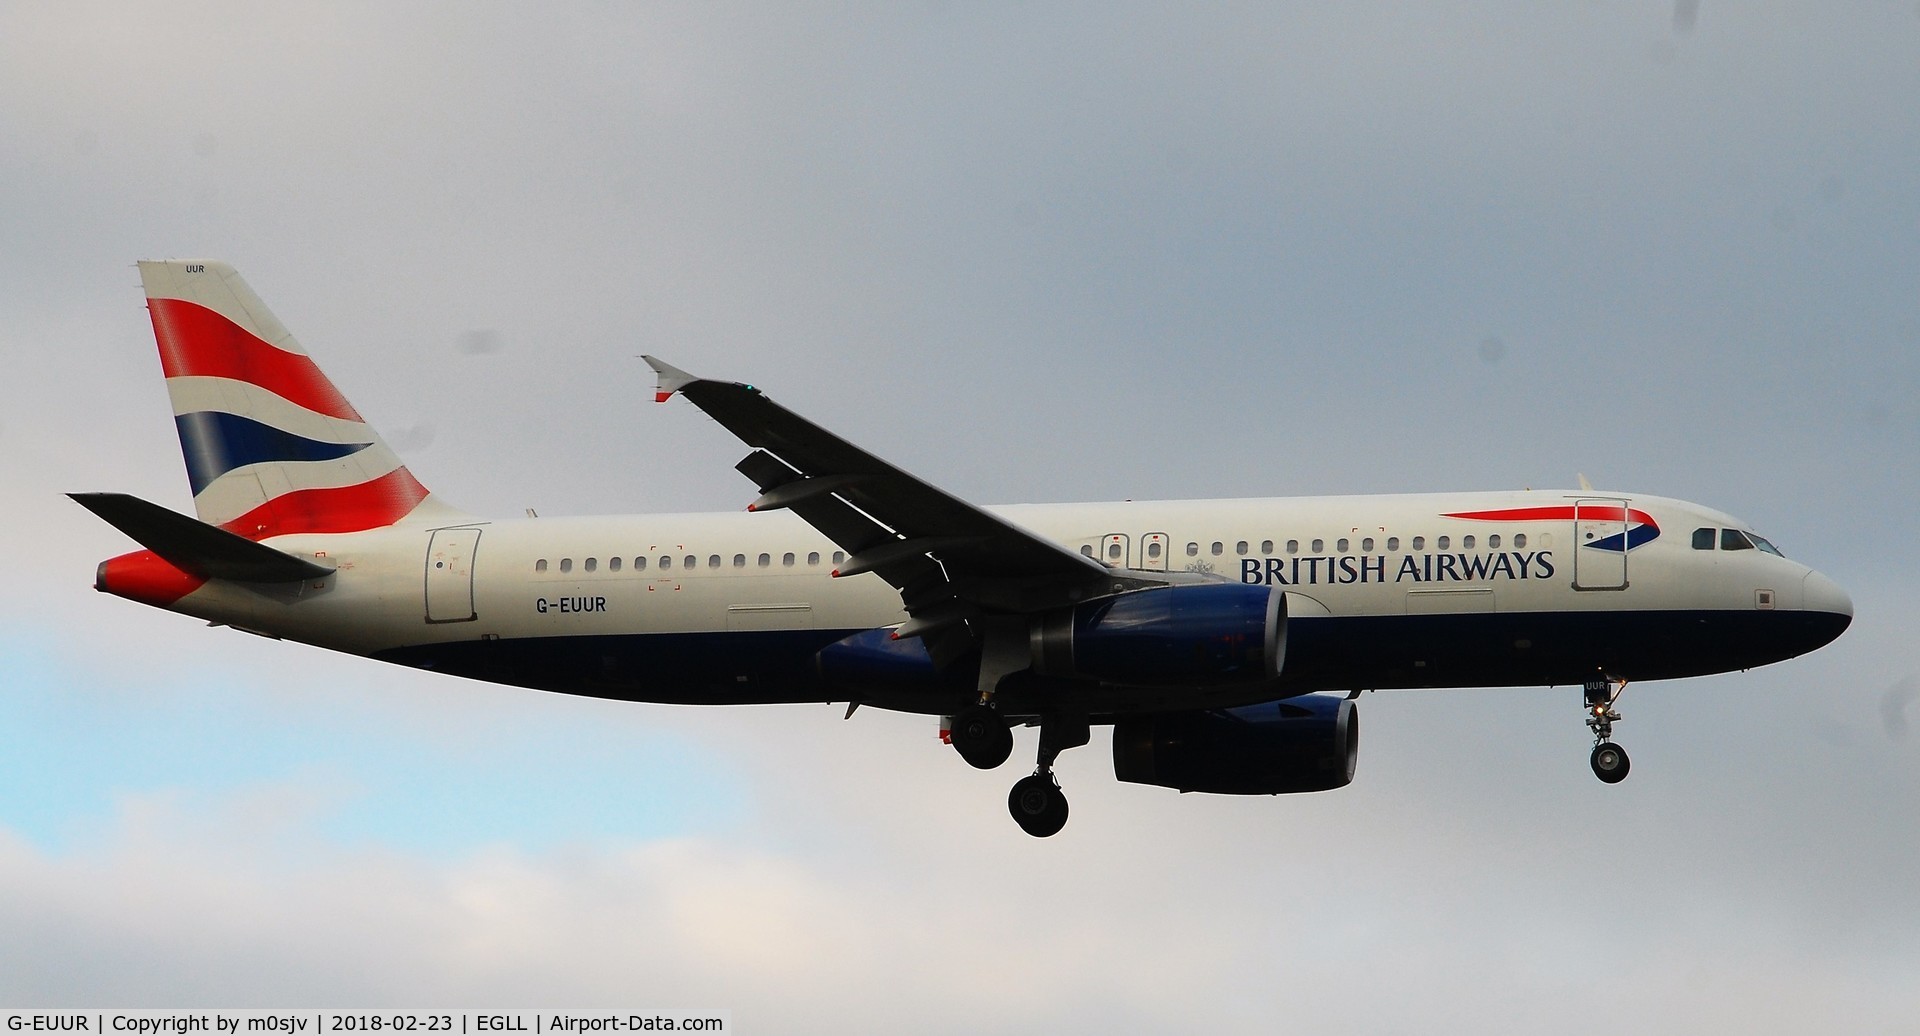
426,527 -> 482,622
1572,498 -> 1628,591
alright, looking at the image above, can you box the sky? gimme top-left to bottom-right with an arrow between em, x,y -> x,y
3,1 -> 1918,1030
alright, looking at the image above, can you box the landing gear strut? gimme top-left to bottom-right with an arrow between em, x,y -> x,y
1009,713 -> 1088,837
1584,676 -> 1630,784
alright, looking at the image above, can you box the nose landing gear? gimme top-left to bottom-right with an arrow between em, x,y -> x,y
1585,676 -> 1631,784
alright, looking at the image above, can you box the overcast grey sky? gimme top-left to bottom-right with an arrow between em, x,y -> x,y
3,3 -> 1917,1031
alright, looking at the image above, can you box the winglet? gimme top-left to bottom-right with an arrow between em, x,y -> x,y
643,355 -> 700,403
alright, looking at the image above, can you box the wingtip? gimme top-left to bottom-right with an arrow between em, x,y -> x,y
643,355 -> 699,403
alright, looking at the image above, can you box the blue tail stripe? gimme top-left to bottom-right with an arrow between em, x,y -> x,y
175,411 -> 373,496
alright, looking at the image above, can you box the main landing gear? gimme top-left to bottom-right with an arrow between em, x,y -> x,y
1008,714 -> 1088,838
1584,676 -> 1631,784
946,705 -> 1087,837
949,703 -> 1014,770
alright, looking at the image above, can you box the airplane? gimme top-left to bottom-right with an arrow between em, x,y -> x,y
74,259 -> 1855,836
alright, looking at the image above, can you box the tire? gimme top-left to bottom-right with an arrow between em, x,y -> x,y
1590,742 -> 1631,784
951,704 -> 1013,770
1008,773 -> 1069,837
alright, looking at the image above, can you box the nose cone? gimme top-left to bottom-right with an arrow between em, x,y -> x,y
1803,569 -> 1854,619
1800,569 -> 1854,647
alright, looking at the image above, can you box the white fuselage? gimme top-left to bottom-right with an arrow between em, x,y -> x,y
152,488 -> 1851,718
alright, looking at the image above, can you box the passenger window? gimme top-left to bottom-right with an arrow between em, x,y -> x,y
1361,537 -> 1374,552
1336,538 -> 1350,553
783,552 -> 796,567
1286,539 -> 1299,554
833,551 -> 846,564
535,559 -> 548,573
1236,541 -> 1248,556
1513,533 -> 1526,549
1463,535 -> 1475,550
1108,542 -> 1123,561
1692,528 -> 1716,550
584,557 -> 598,573
684,555 -> 696,569
1437,536 -> 1450,550
559,558 -> 573,573
1080,544 -> 1094,558
609,557 -> 622,572
635,557 -> 647,571
1186,542 -> 1199,557
1211,542 -> 1224,556
709,555 -> 721,569
658,556 -> 671,570
758,553 -> 771,567
1386,537 -> 1399,551
1721,529 -> 1755,551
1412,536 -> 1425,550
1261,540 -> 1273,554
1311,539 -> 1324,553
1488,534 -> 1500,549
1148,542 -> 1163,559
734,554 -> 746,568
808,551 -> 820,565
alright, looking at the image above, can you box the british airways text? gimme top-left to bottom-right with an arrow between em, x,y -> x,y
1241,550 -> 1555,586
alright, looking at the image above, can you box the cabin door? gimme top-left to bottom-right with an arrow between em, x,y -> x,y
426,527 -> 482,622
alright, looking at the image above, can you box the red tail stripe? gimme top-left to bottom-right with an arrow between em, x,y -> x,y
219,468 -> 430,540
1443,506 -> 1657,527
148,298 -> 363,422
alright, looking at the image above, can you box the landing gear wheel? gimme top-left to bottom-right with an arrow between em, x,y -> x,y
1008,772 -> 1069,837
1590,741 -> 1631,784
1581,675 -> 1630,784
950,704 -> 1013,770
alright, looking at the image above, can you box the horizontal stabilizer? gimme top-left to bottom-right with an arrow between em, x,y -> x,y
69,492 -> 334,582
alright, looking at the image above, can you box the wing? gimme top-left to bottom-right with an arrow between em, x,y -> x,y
644,357 -> 1148,667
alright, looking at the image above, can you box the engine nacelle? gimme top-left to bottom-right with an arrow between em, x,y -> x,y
1112,694 -> 1357,794
1032,583 -> 1285,686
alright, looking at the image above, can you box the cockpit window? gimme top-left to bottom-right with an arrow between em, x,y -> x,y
1750,533 -> 1785,558
1692,528 -> 1715,550
1721,528 -> 1755,552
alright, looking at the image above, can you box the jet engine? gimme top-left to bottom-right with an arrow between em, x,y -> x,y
1031,583 -> 1285,685
1112,693 -> 1357,794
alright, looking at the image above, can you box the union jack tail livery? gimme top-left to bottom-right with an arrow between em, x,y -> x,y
138,259 -> 459,538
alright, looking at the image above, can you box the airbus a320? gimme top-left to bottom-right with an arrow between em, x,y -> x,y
75,260 -> 1854,836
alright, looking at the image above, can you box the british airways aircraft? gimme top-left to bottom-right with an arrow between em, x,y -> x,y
75,260 -> 1854,836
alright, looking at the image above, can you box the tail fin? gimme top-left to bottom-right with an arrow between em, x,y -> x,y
138,260 -> 464,539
